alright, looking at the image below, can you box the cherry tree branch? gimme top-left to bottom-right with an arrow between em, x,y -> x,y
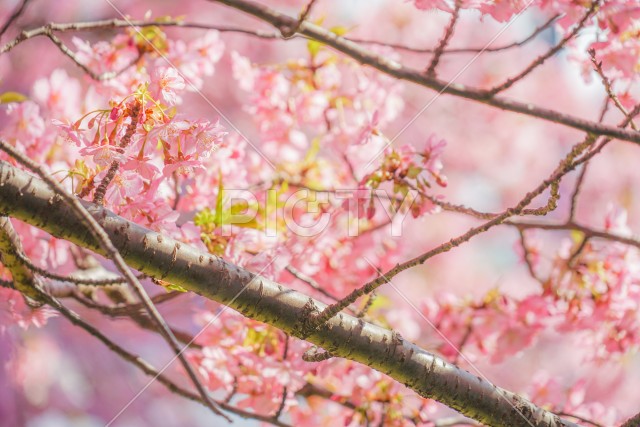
507,220 -> 640,251
0,160 -> 579,427
44,31 -> 139,81
0,19 -> 281,55
0,141 -> 228,420
279,0 -> 318,39
208,0 -> 640,144
425,0 -> 461,76
0,216 -> 43,302
488,1 -> 599,94
589,48 -> 638,131
313,135 -> 588,327
348,14 -> 560,55
11,248 -> 145,286
620,411 -> 640,427
0,0 -> 31,38
27,284 -> 291,427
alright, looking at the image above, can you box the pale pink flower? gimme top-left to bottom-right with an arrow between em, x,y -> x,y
156,67 -> 186,105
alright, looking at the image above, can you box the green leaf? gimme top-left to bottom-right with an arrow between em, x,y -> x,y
329,25 -> 349,36
307,40 -> 323,57
214,172 -> 224,227
0,91 -> 28,104
165,283 -> 189,293
304,137 -> 321,163
407,166 -> 422,179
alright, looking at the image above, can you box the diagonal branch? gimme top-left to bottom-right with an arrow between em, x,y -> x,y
488,1 -> 599,94
208,0 -> 640,144
0,141 -> 228,420
312,135 -> 590,327
0,160 -> 579,427
0,0 -> 32,38
349,14 -> 560,55
29,285 -> 291,427
425,0 -> 461,76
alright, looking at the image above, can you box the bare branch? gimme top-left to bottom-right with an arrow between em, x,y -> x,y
489,1 -> 599,94
285,264 -> 340,302
569,163 -> 589,221
0,19 -> 281,55
517,228 -> 543,283
349,14 -> 560,55
280,0 -> 318,39
0,0 -> 32,38
508,220 -> 640,251
589,48 -> 638,131
45,31 -> 139,81
425,0 -> 461,77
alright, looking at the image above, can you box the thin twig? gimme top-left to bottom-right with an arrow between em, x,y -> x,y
31,286 -> 290,427
517,229 -> 543,283
285,264 -> 340,302
309,134 -> 595,328
94,101 -> 141,204
280,0 -> 317,38
401,179 -> 497,220
509,220 -> 640,251
589,48 -> 638,131
356,291 -> 376,318
69,290 -> 182,317
0,0 -> 32,38
567,235 -> 589,268
348,14 -> 560,55
0,19 -> 281,55
425,0 -> 461,76
45,31 -> 140,81
13,249 -> 145,286
489,1 -> 599,94
272,335 -> 290,420
568,163 -> 589,221
208,0 -> 640,144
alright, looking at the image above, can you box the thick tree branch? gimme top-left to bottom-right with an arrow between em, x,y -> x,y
0,160 -> 579,427
208,0 -> 640,144
0,216 -> 43,301
0,141 -> 227,420
28,285 -> 291,427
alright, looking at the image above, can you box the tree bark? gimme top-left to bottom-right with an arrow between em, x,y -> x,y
0,161 -> 578,427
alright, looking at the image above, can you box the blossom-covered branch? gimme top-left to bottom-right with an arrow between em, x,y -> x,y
0,160 -> 579,427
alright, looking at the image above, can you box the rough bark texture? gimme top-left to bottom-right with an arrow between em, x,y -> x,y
0,161 -> 578,427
